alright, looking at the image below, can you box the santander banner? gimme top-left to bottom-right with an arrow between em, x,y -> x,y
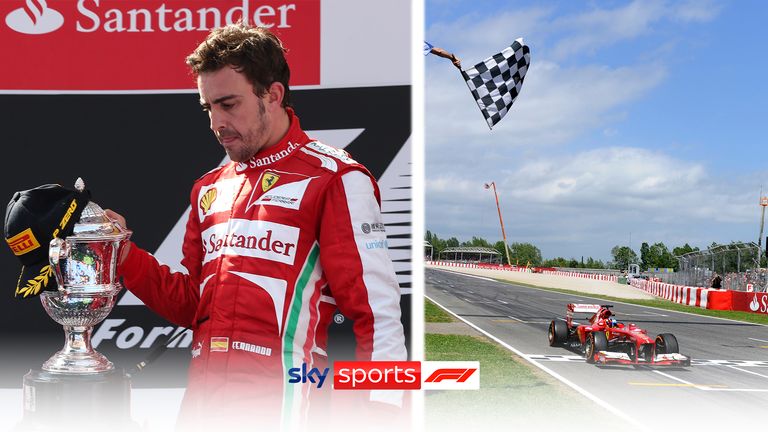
1,0 -> 320,90
731,291 -> 768,315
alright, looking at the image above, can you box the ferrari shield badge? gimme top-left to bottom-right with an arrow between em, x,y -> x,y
262,172 -> 280,192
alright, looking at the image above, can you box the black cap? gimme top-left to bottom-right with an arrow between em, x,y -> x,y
4,184 -> 91,298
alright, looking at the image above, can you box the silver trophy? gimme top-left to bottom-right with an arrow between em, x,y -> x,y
40,179 -> 131,374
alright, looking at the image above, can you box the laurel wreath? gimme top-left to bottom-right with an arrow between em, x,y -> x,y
16,265 -> 53,298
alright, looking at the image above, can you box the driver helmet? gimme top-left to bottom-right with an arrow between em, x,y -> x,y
607,318 -> 617,328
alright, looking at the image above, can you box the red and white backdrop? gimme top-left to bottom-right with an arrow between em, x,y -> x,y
0,0 -> 412,389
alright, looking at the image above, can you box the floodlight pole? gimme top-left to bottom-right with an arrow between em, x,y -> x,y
485,182 -> 512,266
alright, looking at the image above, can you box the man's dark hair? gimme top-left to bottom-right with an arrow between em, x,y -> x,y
186,22 -> 291,107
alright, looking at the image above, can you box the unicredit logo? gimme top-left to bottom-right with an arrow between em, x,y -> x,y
6,0 -> 64,34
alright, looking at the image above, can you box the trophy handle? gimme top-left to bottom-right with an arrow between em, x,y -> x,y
48,237 -> 68,289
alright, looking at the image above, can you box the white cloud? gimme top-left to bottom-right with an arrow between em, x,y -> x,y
426,59 -> 667,161
548,0 -> 722,59
426,1 -> 723,62
549,0 -> 667,59
423,0 -> 751,261
426,147 -> 759,259
427,7 -> 553,63
673,0 -> 722,23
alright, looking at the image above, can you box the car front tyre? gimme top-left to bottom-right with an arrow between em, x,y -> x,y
656,333 -> 679,354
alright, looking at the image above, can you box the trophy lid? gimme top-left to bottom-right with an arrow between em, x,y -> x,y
68,178 -> 130,241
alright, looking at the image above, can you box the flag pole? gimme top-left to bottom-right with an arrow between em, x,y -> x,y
486,182 -> 512,265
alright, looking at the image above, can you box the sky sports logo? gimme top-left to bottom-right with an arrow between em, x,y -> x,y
287,361 -> 480,391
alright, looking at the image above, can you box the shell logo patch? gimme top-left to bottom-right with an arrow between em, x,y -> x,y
262,172 -> 280,192
199,188 -> 218,214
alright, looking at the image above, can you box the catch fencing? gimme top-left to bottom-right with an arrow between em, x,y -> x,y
669,243 -> 766,292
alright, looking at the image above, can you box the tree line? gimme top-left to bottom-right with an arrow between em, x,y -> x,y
426,230 -> 709,271
425,230 -> 608,269
610,243 -> 699,271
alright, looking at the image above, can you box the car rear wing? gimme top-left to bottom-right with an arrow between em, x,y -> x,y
567,304 -> 602,314
566,303 -> 603,323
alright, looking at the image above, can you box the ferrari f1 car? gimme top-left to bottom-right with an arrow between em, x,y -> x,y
548,304 -> 691,366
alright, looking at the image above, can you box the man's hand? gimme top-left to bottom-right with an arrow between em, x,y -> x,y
449,53 -> 462,69
430,47 -> 463,70
105,209 -> 131,265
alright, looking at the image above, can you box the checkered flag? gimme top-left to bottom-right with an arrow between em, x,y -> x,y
462,38 -> 530,129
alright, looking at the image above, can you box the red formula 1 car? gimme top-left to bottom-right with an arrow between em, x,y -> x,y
547,304 -> 691,366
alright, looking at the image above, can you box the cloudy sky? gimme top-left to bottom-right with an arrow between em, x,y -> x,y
425,0 -> 768,261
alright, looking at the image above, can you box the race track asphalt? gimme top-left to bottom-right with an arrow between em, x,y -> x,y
426,267 -> 768,430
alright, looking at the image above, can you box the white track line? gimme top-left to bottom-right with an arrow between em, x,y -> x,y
653,370 -> 768,392
706,388 -> 768,392
621,312 -> 669,317
425,294 -> 642,429
728,366 -> 768,380
436,269 -> 497,283
652,370 -> 709,390
749,337 -> 768,343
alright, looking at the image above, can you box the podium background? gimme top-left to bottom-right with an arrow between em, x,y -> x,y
0,0 -> 412,390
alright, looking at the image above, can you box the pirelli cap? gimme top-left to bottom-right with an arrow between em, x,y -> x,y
4,183 -> 90,298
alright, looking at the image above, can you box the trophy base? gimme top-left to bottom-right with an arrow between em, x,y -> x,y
19,368 -> 135,431
41,349 -> 114,374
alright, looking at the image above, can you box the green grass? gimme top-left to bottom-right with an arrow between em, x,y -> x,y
425,298 -> 454,323
423,334 -> 630,430
426,334 -> 544,389
492,278 -> 768,326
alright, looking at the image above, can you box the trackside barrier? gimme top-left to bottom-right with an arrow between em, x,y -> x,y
632,280 -> 768,314
426,261 -> 531,272
540,270 -> 618,283
630,278 -> 709,309
730,291 -> 768,315
619,279 -> 768,315
426,261 -> 618,280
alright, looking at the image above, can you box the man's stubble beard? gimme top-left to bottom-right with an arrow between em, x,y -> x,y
229,98 -> 269,163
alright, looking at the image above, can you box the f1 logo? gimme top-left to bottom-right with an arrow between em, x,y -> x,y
422,361 -> 480,390
425,368 -> 476,383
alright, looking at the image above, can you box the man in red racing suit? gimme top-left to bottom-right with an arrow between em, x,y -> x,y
112,24 -> 407,430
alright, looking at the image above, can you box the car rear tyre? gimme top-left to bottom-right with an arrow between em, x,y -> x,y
656,333 -> 679,354
548,320 -> 568,346
585,332 -> 608,364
